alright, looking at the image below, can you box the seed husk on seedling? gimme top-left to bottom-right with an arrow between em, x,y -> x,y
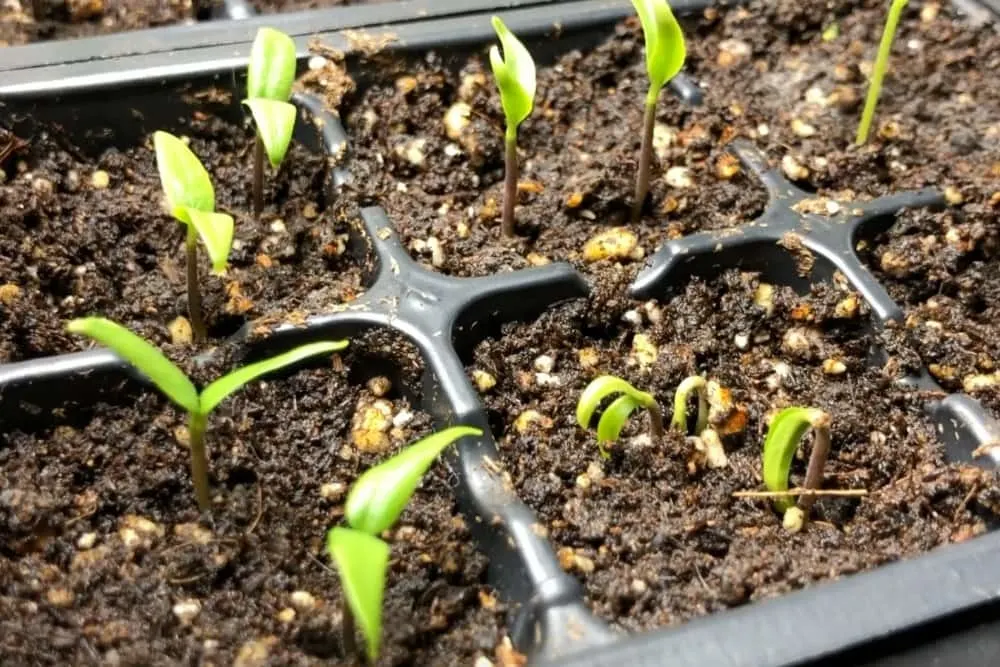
671,375 -> 709,435
630,0 -> 686,222
489,15 -> 536,238
577,375 -> 664,458
326,426 -> 482,662
153,131 -> 234,343
761,406 -> 833,532
67,316 -> 347,513
244,27 -> 299,215
856,0 -> 909,145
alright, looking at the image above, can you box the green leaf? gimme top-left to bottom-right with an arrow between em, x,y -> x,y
596,394 -> 642,444
345,426 -> 482,535
762,407 -> 827,512
153,131 -> 215,219
247,27 -> 297,102
671,375 -> 707,434
199,340 -> 348,415
632,0 -> 687,95
66,317 -> 199,414
243,99 -> 297,169
326,527 -> 389,663
576,375 -> 655,431
179,207 -> 235,275
489,16 -> 536,131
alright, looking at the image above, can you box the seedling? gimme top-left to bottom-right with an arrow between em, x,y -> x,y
577,375 -> 664,457
326,426 -> 482,662
630,0 -> 686,222
761,407 -> 832,532
153,131 -> 235,343
67,317 -> 347,513
244,27 -> 298,215
856,0 -> 908,145
489,16 -> 536,238
671,375 -> 708,435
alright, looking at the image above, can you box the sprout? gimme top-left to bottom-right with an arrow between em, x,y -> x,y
67,317 -> 347,513
326,426 -> 482,661
244,27 -> 298,215
761,407 -> 832,532
154,131 -> 234,343
630,0 -> 686,222
577,375 -> 664,457
856,0 -> 908,145
489,15 -> 536,238
670,375 -> 708,435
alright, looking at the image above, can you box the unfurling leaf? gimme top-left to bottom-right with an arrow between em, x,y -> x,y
153,131 -> 215,219
489,16 -> 536,132
632,0 -> 686,95
762,407 -> 830,512
247,27 -> 297,102
243,99 -> 297,169
326,527 -> 390,662
345,426 -> 483,535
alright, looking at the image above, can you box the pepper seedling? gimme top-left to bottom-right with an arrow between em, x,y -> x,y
67,316 -> 347,513
762,407 -> 832,532
670,375 -> 709,435
244,27 -> 298,215
154,131 -> 235,343
856,0 -> 908,145
489,15 -> 536,238
577,375 -> 664,458
326,426 -> 482,662
630,0 -> 686,222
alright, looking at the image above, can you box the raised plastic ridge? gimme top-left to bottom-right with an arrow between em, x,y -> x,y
1,2 -> 999,666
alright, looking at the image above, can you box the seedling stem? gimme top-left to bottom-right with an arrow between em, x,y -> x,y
185,226 -> 207,341
856,0 -> 909,145
502,127 -> 519,238
253,135 -> 266,216
632,89 -> 659,223
671,375 -> 708,434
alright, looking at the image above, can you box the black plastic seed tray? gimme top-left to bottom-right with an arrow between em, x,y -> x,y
2,1 -> 1000,666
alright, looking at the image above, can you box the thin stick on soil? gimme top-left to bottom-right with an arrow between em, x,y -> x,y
252,134 -> 265,216
631,92 -> 657,223
342,604 -> 360,661
185,226 -> 207,343
501,128 -> 518,238
188,414 -> 211,513
733,488 -> 867,499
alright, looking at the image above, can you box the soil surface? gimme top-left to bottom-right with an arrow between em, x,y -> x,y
0,0 -> 201,45
0,339 -> 506,665
0,102 -> 361,363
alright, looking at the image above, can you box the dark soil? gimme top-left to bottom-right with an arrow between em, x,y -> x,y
254,0 -> 390,12
0,0 -> 200,45
470,271 -> 1000,632
0,103 -> 362,364
0,339 -> 506,665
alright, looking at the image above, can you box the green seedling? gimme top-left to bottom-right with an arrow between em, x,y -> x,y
244,27 -> 298,215
67,317 -> 347,513
671,375 -> 708,435
154,131 -> 235,343
631,0 -> 686,222
489,15 -> 536,238
577,375 -> 664,458
761,407 -> 832,532
856,0 -> 908,145
326,426 -> 482,662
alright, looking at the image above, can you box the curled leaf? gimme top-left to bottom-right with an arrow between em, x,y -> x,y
632,0 -> 686,95
153,131 -> 215,219
345,426 -> 482,535
671,375 -> 708,434
326,527 -> 389,662
178,207 -> 235,275
576,375 -> 656,430
489,16 -> 536,132
247,27 -> 297,102
243,99 -> 297,169
762,407 -> 830,512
